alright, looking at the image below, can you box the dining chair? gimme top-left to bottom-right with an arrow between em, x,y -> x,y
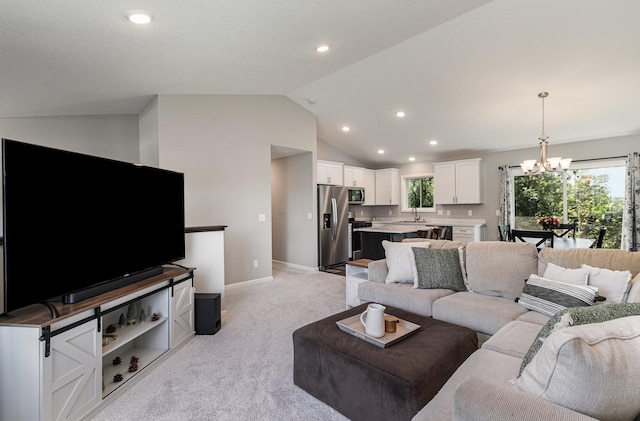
498,224 -> 511,241
554,223 -> 576,239
511,229 -> 554,249
430,227 -> 448,240
592,226 -> 607,248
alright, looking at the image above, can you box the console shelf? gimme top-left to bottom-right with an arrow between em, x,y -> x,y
0,266 -> 195,421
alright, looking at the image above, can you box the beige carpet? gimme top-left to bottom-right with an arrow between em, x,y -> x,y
89,262 -> 349,421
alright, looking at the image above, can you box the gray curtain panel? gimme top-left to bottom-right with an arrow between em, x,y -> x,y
622,152 -> 640,251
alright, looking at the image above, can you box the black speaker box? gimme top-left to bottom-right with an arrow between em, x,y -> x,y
194,293 -> 221,335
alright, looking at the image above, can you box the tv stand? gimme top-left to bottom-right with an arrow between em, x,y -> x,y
62,266 -> 164,304
0,266 -> 195,421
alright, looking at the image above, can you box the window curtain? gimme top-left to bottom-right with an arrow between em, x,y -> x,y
498,165 -> 513,227
621,152 -> 640,251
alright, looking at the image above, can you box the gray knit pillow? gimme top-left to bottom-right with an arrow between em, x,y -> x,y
519,302 -> 640,377
411,247 -> 466,291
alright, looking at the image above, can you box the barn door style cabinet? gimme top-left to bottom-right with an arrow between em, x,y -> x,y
0,267 -> 195,421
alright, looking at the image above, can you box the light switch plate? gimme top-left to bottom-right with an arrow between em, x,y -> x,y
258,213 -> 266,222
468,210 -> 473,216
307,212 -> 312,220
446,210 -> 451,216
438,209 -> 443,215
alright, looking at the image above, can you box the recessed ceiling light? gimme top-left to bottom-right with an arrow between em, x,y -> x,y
127,10 -> 153,24
429,140 -> 438,145
377,149 -> 385,154
396,111 -> 406,118
409,157 -> 415,161
316,45 -> 330,53
341,126 -> 350,132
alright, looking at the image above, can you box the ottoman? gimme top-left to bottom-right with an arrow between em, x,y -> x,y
293,304 -> 477,421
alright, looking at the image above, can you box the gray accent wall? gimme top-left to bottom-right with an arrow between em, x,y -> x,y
140,94 -> 318,285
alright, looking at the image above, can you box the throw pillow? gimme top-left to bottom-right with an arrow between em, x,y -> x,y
518,274 -> 596,317
582,264 -> 632,304
383,240 -> 430,284
542,262 -> 589,285
517,315 -> 640,421
410,247 -> 467,291
518,302 -> 640,377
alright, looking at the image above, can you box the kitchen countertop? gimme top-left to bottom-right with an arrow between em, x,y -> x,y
365,218 -> 486,228
354,225 -> 425,234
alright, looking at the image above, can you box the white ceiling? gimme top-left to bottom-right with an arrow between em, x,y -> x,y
2,0 -> 639,166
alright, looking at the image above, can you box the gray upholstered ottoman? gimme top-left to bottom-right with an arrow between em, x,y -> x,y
293,303 -> 477,421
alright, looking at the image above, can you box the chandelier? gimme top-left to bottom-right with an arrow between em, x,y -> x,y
520,92 -> 571,175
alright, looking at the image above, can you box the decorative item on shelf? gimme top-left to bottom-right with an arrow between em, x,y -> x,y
520,92 -> 572,175
119,313 -> 125,327
151,312 -> 160,321
126,303 -> 137,326
106,324 -> 117,334
538,216 -> 560,230
139,308 -> 146,323
128,363 -> 139,373
113,373 -> 123,382
130,355 -> 139,364
112,356 -> 122,365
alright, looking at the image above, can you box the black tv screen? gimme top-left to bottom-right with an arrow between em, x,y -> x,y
2,138 -> 185,314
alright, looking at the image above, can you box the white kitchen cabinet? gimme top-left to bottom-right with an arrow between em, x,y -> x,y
343,166 -> 365,187
434,158 -> 483,204
375,168 -> 400,205
317,160 -> 343,185
452,226 -> 485,242
362,169 -> 376,206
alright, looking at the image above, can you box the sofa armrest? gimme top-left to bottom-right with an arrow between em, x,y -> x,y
367,259 -> 388,283
452,377 -> 597,421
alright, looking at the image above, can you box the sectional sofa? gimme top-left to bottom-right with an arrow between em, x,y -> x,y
358,239 -> 640,420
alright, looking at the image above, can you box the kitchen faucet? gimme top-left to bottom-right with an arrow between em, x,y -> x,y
411,207 -> 420,222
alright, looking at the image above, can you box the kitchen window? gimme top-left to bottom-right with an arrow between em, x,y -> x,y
401,174 -> 435,212
512,159 -> 625,248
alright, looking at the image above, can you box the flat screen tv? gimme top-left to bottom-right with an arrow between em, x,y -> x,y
2,138 -> 185,314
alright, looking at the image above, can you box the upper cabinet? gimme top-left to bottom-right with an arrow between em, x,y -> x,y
343,166 -> 365,187
434,158 -> 483,204
317,160 -> 343,185
375,168 -> 400,205
362,169 -> 376,206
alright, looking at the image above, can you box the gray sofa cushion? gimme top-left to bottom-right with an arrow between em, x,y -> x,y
358,281 -> 454,317
432,292 -> 529,335
538,247 -> 640,278
482,320 -> 544,359
413,349 -> 522,421
517,310 -> 551,326
465,241 -> 538,300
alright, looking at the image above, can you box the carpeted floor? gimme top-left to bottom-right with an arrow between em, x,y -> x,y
89,262 -> 349,421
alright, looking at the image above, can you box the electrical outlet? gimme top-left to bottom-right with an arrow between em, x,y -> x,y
389,210 -> 393,216
307,212 -> 312,220
495,209 -> 501,217
360,210 -> 364,216
258,213 -> 266,222
253,260 -> 258,268
437,209 -> 443,216
468,210 -> 473,216
446,210 -> 451,216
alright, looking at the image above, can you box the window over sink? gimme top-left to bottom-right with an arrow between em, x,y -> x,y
401,173 -> 435,213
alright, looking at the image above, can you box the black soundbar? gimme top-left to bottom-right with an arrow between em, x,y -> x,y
61,266 -> 164,304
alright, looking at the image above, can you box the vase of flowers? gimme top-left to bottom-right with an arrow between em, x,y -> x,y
538,216 -> 559,230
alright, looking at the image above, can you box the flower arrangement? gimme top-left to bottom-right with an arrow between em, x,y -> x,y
538,216 -> 559,230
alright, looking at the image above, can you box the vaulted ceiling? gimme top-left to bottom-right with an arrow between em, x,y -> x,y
2,0 -> 639,166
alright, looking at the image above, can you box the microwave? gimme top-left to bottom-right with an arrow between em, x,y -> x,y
348,188 -> 365,204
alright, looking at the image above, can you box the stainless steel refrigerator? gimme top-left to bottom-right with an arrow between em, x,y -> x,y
318,184 -> 349,269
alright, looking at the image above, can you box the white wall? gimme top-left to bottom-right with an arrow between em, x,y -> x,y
141,95 -> 317,285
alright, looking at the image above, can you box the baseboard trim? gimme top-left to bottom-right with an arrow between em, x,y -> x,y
225,276 -> 274,290
272,260 -> 318,272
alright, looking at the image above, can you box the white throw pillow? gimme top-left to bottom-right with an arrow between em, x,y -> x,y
383,240 -> 430,284
517,315 -> 640,421
582,264 -> 632,303
542,262 -> 589,285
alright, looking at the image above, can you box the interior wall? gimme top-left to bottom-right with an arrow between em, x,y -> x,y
271,151 -> 315,268
144,94 -> 317,285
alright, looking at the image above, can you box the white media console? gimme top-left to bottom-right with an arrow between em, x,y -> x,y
0,266 -> 195,421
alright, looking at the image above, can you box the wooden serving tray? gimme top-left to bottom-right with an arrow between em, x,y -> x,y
336,313 -> 420,348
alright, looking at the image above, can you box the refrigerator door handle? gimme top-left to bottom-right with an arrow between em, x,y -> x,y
331,197 -> 337,240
